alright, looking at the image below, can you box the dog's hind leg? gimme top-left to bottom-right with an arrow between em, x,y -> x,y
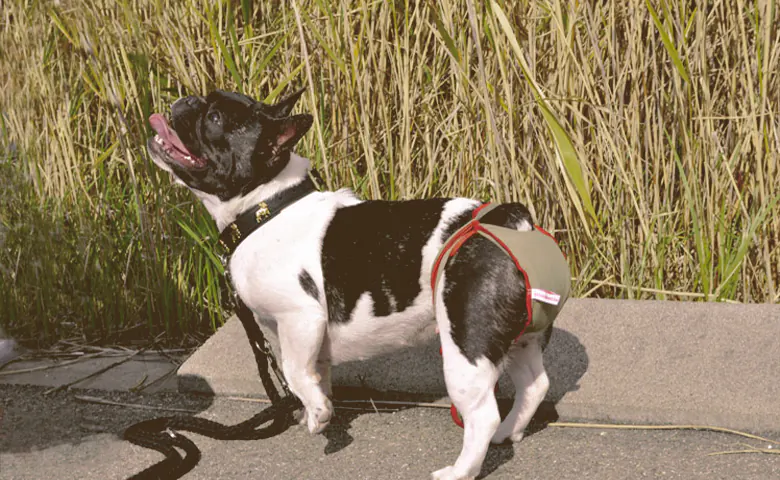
275,312 -> 333,434
433,336 -> 501,480
490,333 -> 549,444
432,291 -> 502,480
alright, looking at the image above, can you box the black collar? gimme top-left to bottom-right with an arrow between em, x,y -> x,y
219,176 -> 317,254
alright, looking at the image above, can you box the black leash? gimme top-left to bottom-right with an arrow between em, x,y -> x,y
122,173 -> 325,479
122,297 -> 301,480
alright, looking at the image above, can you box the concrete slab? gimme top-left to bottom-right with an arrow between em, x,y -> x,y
1,353 -> 182,393
177,298 -> 780,433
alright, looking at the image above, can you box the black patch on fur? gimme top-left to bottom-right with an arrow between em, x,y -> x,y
442,203 -> 535,365
299,270 -> 319,301
321,199 -> 450,323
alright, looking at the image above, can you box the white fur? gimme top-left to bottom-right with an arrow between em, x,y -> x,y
432,270 -> 500,480
491,337 -> 549,444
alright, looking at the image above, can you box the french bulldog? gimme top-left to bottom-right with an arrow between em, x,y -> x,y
147,89 -> 567,480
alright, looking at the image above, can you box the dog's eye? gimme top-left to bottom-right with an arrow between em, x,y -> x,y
207,111 -> 221,124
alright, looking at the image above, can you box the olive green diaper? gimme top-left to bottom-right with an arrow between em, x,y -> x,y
431,204 -> 571,336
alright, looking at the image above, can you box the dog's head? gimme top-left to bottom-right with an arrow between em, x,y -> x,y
147,89 -> 312,201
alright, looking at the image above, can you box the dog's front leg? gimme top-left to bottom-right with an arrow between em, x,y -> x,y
316,344 -> 333,398
276,312 -> 332,434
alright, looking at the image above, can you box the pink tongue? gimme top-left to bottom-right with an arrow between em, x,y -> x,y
149,113 -> 192,155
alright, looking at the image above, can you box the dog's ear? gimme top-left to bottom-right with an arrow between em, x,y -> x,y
265,87 -> 306,118
271,114 -> 313,151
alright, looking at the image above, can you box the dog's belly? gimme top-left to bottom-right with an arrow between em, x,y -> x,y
326,290 -> 438,364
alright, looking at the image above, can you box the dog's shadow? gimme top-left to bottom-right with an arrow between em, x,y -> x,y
321,397 -> 363,455
321,328 -> 588,478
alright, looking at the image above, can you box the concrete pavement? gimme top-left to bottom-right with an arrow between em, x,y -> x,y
0,352 -> 182,394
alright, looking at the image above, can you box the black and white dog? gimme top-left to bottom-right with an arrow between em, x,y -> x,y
148,90 -> 554,480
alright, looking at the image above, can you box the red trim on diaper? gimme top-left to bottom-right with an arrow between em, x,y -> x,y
534,224 -> 566,260
430,204 -> 533,339
434,206 -> 565,429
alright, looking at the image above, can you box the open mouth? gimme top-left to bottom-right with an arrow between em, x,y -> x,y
148,113 -> 207,169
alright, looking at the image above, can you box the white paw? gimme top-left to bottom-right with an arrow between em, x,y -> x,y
293,407 -> 307,426
431,466 -> 474,480
491,427 -> 525,444
509,431 -> 525,442
306,398 -> 333,434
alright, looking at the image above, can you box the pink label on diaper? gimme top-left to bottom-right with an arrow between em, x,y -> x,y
531,289 -> 560,305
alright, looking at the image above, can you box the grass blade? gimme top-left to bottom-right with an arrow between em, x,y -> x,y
646,0 -> 691,84
491,0 -> 598,232
432,8 -> 461,64
175,219 -> 225,275
208,3 -> 243,91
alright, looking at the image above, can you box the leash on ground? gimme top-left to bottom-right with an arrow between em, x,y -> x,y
121,298 -> 301,480
122,171 -> 325,479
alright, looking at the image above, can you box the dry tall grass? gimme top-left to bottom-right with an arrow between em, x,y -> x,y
1,0 -> 778,344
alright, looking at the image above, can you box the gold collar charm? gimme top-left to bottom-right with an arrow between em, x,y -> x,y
230,223 -> 241,244
255,202 -> 271,223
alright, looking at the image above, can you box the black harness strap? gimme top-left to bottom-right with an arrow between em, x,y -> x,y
122,175 -> 321,480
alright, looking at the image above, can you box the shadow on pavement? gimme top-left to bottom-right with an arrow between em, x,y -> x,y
316,327 -> 589,479
0,381 -> 215,455
543,327 -> 589,404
